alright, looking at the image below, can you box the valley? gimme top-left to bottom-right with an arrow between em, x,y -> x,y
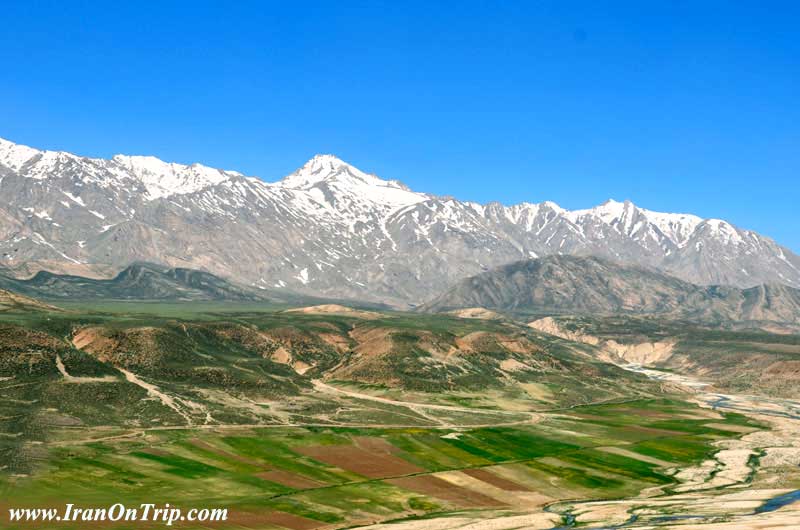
0,299 -> 798,528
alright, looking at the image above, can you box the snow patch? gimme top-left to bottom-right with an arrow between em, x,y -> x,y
62,191 -> 86,207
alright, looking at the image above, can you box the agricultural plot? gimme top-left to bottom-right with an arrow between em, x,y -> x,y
1,399 -> 760,529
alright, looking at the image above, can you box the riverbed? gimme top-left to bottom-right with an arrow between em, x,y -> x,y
543,363 -> 800,529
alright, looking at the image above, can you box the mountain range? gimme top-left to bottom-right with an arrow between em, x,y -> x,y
421,255 -> 800,327
2,136 -> 799,306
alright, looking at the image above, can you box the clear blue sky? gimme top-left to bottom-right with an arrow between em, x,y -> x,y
1,1 -> 798,250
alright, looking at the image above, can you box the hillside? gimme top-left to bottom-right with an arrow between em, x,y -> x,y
421,256 -> 800,327
0,288 -> 62,312
0,262 -> 289,302
529,315 -> 800,399
0,304 -> 667,472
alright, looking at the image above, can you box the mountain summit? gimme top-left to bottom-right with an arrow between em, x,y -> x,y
280,154 -> 371,189
278,154 -> 426,212
0,136 -> 798,305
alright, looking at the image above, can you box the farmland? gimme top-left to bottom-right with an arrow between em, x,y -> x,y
0,300 -> 796,529
2,398 -> 761,529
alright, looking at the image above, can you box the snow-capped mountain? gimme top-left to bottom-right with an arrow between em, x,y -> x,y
1,136 -> 798,305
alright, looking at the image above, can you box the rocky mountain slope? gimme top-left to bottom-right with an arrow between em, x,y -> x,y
421,255 -> 800,327
2,137 -> 798,306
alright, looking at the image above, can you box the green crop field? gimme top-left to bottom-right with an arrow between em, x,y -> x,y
0,397 -> 761,529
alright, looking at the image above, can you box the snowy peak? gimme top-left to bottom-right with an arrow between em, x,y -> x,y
111,154 -> 239,200
566,199 -> 704,247
569,199 -> 635,225
0,138 -> 99,181
0,137 -> 45,171
695,218 -> 746,246
594,199 -> 635,222
278,154 -> 427,211
280,154 -> 356,188
280,154 -> 402,189
640,208 -> 703,246
0,137 -> 241,199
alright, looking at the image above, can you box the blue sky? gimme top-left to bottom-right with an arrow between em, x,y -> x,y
1,1 -> 798,250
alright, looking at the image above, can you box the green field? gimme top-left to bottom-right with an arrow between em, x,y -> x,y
0,398 -> 761,529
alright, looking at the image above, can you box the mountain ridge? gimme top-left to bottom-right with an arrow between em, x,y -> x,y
1,136 -> 798,305
420,255 -> 800,327
0,262 -> 285,302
